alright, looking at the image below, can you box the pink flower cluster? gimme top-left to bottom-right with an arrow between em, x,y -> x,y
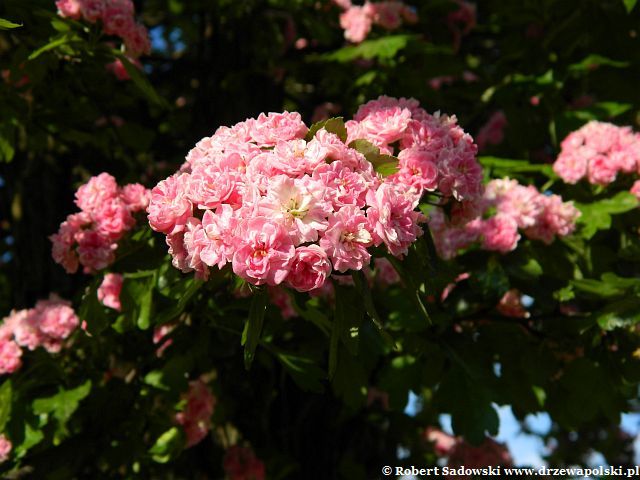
0,296 -> 80,375
223,445 -> 266,480
55,0 -> 151,58
0,435 -> 11,463
348,96 -> 482,201
446,0 -> 476,50
425,428 -> 512,475
51,173 -> 150,274
175,379 -> 216,447
147,97 -> 479,291
336,1 -> 418,43
553,121 -> 640,185
430,178 -> 581,259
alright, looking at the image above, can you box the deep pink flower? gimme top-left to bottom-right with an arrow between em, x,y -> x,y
232,218 -> 295,285
286,245 -> 332,292
223,445 -> 266,480
56,0 -> 82,19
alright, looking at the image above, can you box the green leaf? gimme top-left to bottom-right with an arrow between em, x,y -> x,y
623,0 -> 638,12
242,288 -> 268,369
0,379 -> 12,432
332,347 -> 367,410
78,281 -> 110,335
596,296 -> 640,330
14,423 -> 44,459
0,18 -> 22,30
576,192 -> 638,239
120,273 -> 155,330
149,427 -> 184,463
348,139 -> 399,176
29,34 -> 74,60
115,53 -> 168,107
568,54 -> 629,72
305,117 -> 347,143
351,271 -> 395,348
32,381 -> 92,441
0,133 -> 15,163
318,35 -> 415,62
154,278 -> 201,325
478,156 -> 556,179
275,352 -> 325,393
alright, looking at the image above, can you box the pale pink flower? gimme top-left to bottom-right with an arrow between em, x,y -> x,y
587,154 -> 618,185
391,147 -> 439,193
97,273 -> 123,311
340,6 -> 373,43
187,166 -> 242,210
0,339 -> 22,375
76,230 -> 117,273
182,218 -> 211,280
120,183 -> 150,212
249,112 -> 308,147
94,198 -> 135,240
56,0 -> 82,19
524,195 -> 580,244
286,245 -> 332,292
12,309 -> 45,351
319,205 -> 373,272
0,435 -> 11,462
175,379 -> 216,448
75,172 -> 119,214
259,176 -> 330,243
631,180 -> 640,200
35,296 -> 80,343
232,218 -> 295,286
269,139 -> 327,177
198,205 -> 238,269
552,151 -> 588,184
147,173 -> 193,234
313,160 -> 369,209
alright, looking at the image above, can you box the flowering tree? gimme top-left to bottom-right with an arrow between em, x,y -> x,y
1,0 -> 640,478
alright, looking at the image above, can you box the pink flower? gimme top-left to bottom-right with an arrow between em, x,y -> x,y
479,215 -> 520,253
223,445 -> 266,480
268,287 -> 298,319
391,147 -> 439,193
124,23 -> 152,57
373,257 -> 400,286
198,205 -> 238,269
97,273 -> 123,311
232,218 -> 295,286
285,245 -> 332,292
76,230 -> 117,273
80,0 -> 105,23
631,180 -> 640,200
554,121 -> 640,185
56,0 -> 82,19
476,111 -> 507,151
94,198 -> 135,240
102,6 -> 135,37
12,309 -> 45,351
366,184 -> 424,257
340,6 -> 373,43
524,194 -> 580,244
0,435 -> 11,463
147,173 -> 193,234
120,183 -> 150,212
249,112 -> 308,147
319,205 -> 373,272
175,379 -> 216,448
425,427 -> 457,456
0,339 -> 22,375
437,150 -> 484,201
496,289 -> 529,318
75,172 -> 119,214
35,296 -> 80,343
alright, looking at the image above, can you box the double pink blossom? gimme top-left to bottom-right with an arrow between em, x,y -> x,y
175,379 -> 216,448
97,273 -> 123,311
338,1 -> 417,43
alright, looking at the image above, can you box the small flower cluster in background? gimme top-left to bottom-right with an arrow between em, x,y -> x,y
223,445 -> 266,480
0,296 -> 80,375
175,378 -> 216,448
553,121 -> 640,186
50,173 -> 150,274
335,1 -> 418,43
147,96 -> 482,291
430,178 -> 580,259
